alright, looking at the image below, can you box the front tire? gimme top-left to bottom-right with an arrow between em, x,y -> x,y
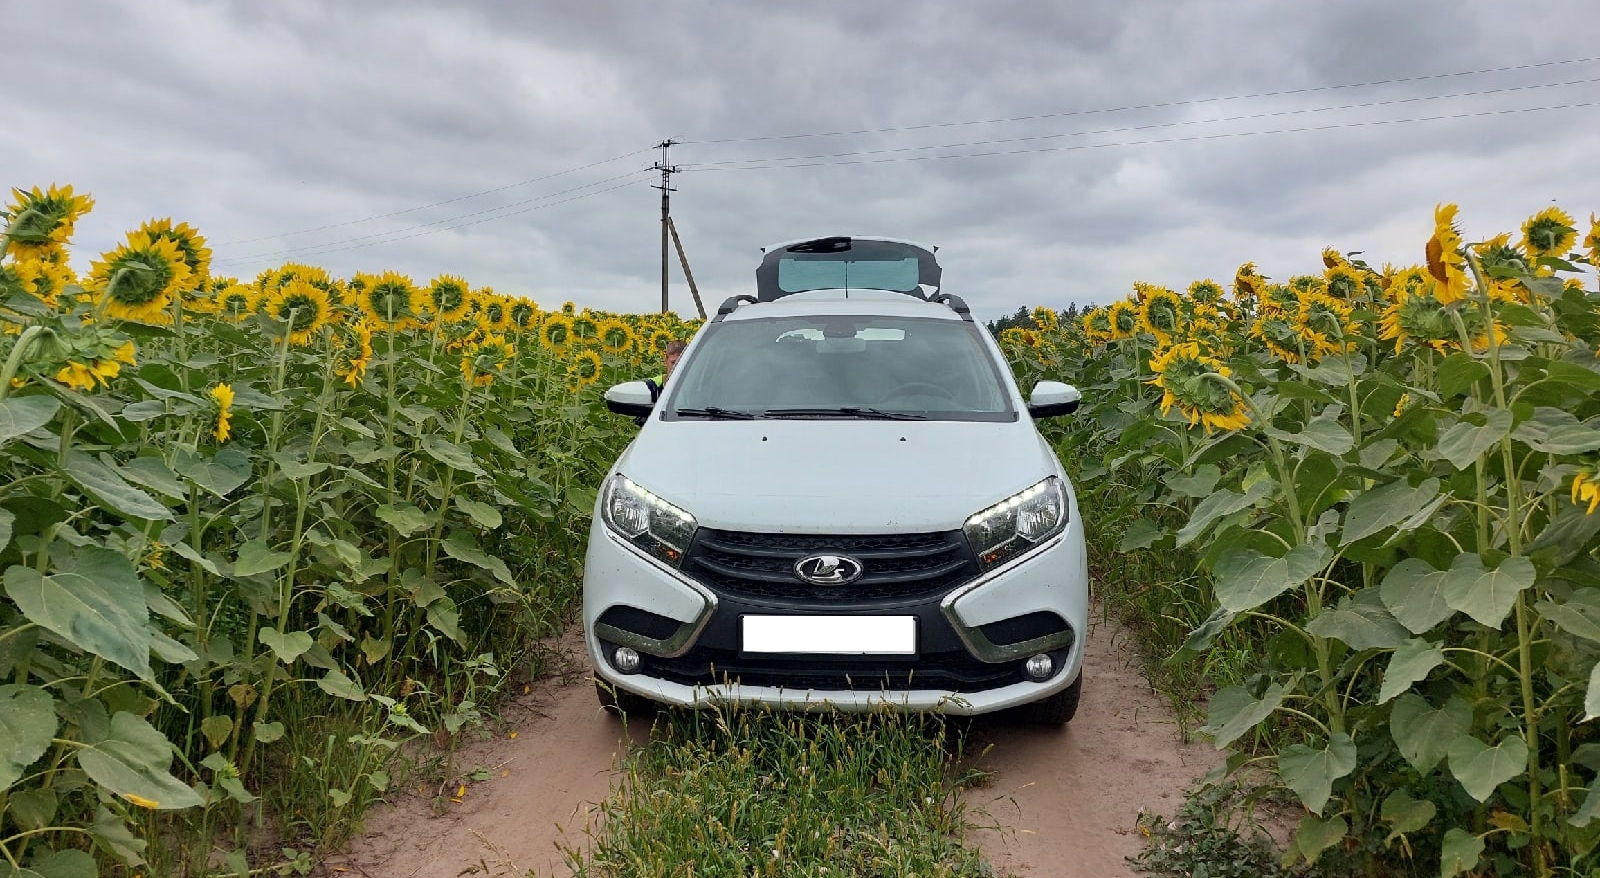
1012,673 -> 1082,726
595,678 -> 657,718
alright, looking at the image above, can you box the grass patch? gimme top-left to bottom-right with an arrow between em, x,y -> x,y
562,705 -> 992,877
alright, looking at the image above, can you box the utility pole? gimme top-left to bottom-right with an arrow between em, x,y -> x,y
652,139 -> 679,314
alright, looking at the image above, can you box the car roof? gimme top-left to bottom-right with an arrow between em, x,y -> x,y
759,234 -> 937,254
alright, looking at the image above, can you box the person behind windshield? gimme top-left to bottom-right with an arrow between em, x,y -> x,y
647,340 -> 686,402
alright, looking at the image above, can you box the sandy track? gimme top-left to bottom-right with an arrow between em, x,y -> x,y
320,610 -> 1214,877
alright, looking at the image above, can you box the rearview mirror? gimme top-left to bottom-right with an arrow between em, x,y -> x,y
605,381 -> 655,418
1028,381 -> 1081,418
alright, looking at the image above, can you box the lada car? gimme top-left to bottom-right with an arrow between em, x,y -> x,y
583,236 -> 1088,723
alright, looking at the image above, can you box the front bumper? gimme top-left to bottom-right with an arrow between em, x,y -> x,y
582,519 -> 1089,715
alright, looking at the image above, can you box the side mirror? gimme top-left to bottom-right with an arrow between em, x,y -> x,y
605,381 -> 655,418
1028,381 -> 1081,418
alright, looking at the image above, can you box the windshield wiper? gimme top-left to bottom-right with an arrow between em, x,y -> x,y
674,406 -> 759,420
761,407 -> 927,420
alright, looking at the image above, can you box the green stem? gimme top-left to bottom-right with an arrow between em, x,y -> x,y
0,325 -> 46,400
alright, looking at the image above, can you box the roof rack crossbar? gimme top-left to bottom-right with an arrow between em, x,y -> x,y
931,292 -> 974,322
713,294 -> 758,323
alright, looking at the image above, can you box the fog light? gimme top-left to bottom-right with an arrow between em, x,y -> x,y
613,646 -> 642,674
1024,653 -> 1054,681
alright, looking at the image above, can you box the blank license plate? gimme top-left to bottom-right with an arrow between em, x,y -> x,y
741,615 -> 916,655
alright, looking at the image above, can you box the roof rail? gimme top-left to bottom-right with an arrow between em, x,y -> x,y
712,294 -> 757,323
931,292 -> 974,322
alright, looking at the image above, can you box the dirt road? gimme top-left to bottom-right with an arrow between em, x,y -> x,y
320,610 -> 1215,877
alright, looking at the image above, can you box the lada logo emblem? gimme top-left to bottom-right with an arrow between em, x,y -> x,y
794,554 -> 864,586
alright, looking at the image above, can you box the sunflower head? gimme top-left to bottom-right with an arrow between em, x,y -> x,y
1188,280 -> 1224,305
1322,265 -> 1365,301
1106,299 -> 1139,340
424,274 -> 472,324
567,348 -> 604,391
210,383 -> 235,443
1379,289 -> 1456,355
477,292 -> 512,332
1522,206 -> 1577,261
136,218 -> 211,288
570,312 -> 599,341
1426,203 -> 1471,304
596,317 -> 636,354
3,183 -> 93,261
1147,342 -> 1250,433
1583,214 -> 1600,269
1250,314 -> 1304,364
1081,308 -> 1112,346
1137,286 -> 1182,344
540,312 -> 575,350
1232,262 -> 1264,304
1258,284 -> 1299,318
263,279 -> 332,345
461,333 -> 516,387
332,318 -> 375,387
359,271 -> 419,327
213,284 -> 255,321
1030,306 -> 1059,331
90,231 -> 192,323
1296,292 -> 1359,361
509,299 -> 539,331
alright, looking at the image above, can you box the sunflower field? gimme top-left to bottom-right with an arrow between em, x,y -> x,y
1003,206 -> 1600,876
0,184 -> 696,876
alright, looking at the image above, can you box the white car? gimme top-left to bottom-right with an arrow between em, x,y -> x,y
583,236 -> 1088,723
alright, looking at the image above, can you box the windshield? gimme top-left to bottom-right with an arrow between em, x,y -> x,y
664,315 -> 1016,422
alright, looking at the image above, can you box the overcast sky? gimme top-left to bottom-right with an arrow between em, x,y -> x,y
6,1 -> 1598,321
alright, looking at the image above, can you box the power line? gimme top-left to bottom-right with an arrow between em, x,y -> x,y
214,168 -> 652,264
680,99 -> 1600,172
681,75 -> 1600,170
212,146 -> 654,246
681,55 -> 1600,145
213,175 -> 648,267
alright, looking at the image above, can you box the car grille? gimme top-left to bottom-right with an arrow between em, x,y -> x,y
682,529 -> 978,601
648,648 -> 1023,693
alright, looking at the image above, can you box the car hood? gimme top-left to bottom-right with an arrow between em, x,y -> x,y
612,419 -> 1057,533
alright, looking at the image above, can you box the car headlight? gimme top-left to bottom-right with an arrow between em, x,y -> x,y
601,474 -> 697,566
963,477 -> 1067,570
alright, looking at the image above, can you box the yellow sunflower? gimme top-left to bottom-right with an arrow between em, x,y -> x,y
1232,262 -> 1265,306
1572,467 -> 1600,516
1258,284 -> 1299,318
1522,206 -> 1578,261
460,333 -> 516,387
1106,299 -> 1139,341
3,257 -> 76,307
1426,203 -> 1471,304
1321,247 -> 1348,270
1081,308 -> 1112,346
262,279 -> 332,345
1187,280 -> 1224,305
646,327 -> 677,354
358,271 -> 419,328
1585,214 -> 1600,268
332,318 -> 374,387
211,383 -> 234,443
90,231 -> 192,323
567,347 -> 604,390
477,292 -> 513,333
1031,306 -> 1059,331
3,183 -> 93,262
1250,314 -> 1304,364
570,311 -> 599,343
136,218 -> 211,288
214,284 -> 255,321
1136,286 -> 1182,345
424,274 -> 472,325
1379,279 -> 1455,355
1295,292 -> 1359,361
540,312 -> 575,350
1323,264 -> 1366,301
597,317 -> 636,354
509,299 -> 540,333
1147,342 -> 1250,433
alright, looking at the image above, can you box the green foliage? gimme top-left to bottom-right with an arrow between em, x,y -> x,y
565,705 -> 990,877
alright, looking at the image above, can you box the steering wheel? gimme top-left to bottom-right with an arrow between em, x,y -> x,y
878,381 -> 960,405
